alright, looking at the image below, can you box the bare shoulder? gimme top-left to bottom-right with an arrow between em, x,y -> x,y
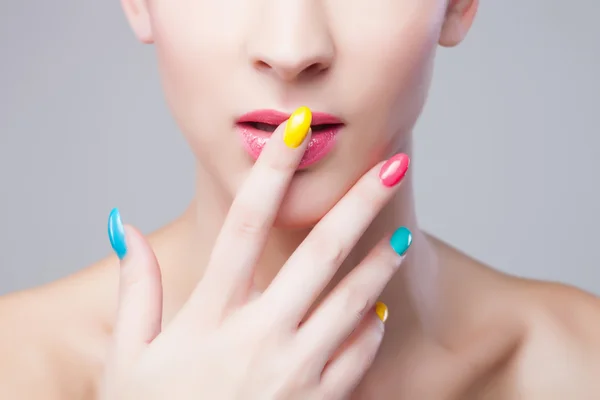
427,235 -> 600,398
524,280 -> 600,341
0,257 -> 119,399
505,280 -> 600,398
467,278 -> 600,399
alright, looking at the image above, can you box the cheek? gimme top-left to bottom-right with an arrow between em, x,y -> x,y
148,2 -> 244,149
336,2 -> 443,147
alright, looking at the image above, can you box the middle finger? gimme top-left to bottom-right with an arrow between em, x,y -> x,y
262,153 -> 410,324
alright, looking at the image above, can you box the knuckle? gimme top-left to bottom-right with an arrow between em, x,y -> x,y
230,203 -> 269,238
338,285 -> 371,324
119,264 -> 147,291
246,301 -> 286,334
322,244 -> 346,268
308,234 -> 347,267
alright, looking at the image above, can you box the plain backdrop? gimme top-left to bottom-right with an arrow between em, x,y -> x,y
1,1 -> 599,295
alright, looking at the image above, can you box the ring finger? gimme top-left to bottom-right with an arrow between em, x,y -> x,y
297,227 -> 411,363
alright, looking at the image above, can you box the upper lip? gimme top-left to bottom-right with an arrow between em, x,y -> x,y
237,109 -> 344,126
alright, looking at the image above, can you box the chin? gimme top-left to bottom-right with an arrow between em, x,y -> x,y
272,203 -> 329,230
270,171 -> 348,230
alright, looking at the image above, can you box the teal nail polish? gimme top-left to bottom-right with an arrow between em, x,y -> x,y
390,227 -> 412,256
108,208 -> 127,259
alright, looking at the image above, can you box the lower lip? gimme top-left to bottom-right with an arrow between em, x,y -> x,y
237,124 -> 341,169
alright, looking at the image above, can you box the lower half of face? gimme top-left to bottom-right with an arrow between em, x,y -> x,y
150,0 -> 446,228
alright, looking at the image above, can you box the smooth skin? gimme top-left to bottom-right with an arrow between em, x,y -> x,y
103,118 -> 412,399
2,0 -> 600,399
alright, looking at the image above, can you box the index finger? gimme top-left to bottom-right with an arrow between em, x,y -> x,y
187,106 -> 313,320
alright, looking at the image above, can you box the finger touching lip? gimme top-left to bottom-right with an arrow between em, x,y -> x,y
236,108 -> 344,169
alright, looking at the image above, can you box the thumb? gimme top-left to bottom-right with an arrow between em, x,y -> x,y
108,208 -> 163,365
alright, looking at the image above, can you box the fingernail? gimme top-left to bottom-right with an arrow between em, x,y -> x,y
375,301 -> 389,323
390,227 -> 412,256
283,106 -> 312,148
379,153 -> 410,187
108,208 -> 127,259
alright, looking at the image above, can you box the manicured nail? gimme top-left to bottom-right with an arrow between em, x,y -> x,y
375,301 -> 389,323
379,153 -> 410,187
283,106 -> 312,148
108,208 -> 127,259
390,227 -> 412,256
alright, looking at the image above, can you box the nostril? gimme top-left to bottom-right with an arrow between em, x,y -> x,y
304,62 -> 328,77
254,60 -> 271,71
252,57 -> 330,81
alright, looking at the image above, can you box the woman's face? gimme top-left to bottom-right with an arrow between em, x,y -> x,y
123,0 -> 476,228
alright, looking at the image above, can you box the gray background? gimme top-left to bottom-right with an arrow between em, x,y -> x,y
1,2 -> 598,295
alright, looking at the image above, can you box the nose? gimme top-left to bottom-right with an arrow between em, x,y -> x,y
245,1 -> 335,82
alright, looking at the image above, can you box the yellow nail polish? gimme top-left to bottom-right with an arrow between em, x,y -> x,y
283,106 -> 312,148
375,302 -> 388,323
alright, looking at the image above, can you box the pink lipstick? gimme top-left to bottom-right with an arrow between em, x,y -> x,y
236,109 -> 343,169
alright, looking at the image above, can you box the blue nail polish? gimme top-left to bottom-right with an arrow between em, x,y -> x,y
390,227 -> 412,256
108,208 -> 127,259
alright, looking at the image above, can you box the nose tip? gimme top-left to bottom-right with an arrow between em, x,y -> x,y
252,52 -> 332,81
245,2 -> 334,83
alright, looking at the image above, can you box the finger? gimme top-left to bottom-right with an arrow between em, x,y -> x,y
297,228 -> 410,361
107,208 -> 163,368
319,310 -> 386,399
188,107 -> 312,321
263,153 -> 410,324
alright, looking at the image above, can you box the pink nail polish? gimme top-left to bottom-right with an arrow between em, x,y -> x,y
379,154 -> 410,187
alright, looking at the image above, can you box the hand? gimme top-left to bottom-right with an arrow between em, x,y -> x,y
100,107 -> 412,400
